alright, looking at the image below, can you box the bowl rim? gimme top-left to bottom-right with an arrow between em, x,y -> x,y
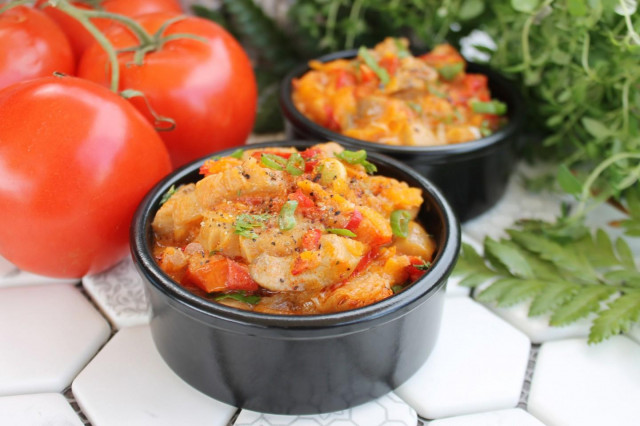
130,141 -> 460,331
279,48 -> 525,156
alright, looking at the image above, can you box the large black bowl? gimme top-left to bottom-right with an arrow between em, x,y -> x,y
279,50 -> 525,222
130,141 -> 460,415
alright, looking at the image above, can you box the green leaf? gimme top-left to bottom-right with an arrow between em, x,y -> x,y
511,0 -> 540,13
160,185 -> 177,205
567,0 -> 588,15
556,165 -> 583,196
615,237 -> 636,270
497,279 -> 547,307
215,291 -> 261,305
458,0 -> 485,20
476,278 -> 521,303
484,238 -> 535,279
453,243 -> 495,276
589,292 -> 640,343
581,117 -> 611,139
529,280 -> 580,316
458,272 -> 497,288
550,285 -> 615,326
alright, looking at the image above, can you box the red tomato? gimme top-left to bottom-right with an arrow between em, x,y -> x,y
78,13 -> 257,168
0,5 -> 74,91
36,0 -> 182,59
0,76 -> 172,278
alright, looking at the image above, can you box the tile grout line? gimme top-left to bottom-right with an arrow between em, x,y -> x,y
65,281 -> 119,426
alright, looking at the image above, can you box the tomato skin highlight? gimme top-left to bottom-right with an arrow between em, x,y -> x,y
0,76 -> 172,278
78,13 -> 258,169
36,0 -> 183,59
0,5 -> 75,91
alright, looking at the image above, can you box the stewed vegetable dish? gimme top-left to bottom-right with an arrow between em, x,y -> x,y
292,38 -> 507,146
151,143 -> 436,314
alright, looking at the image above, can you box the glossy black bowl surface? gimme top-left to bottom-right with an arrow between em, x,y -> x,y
130,141 -> 460,415
279,50 -> 525,222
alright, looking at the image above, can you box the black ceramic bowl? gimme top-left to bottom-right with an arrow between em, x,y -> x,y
130,141 -> 460,415
279,50 -> 525,222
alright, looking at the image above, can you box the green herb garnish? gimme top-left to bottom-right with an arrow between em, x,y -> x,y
234,213 -> 271,238
437,63 -> 463,81
391,285 -> 405,294
471,100 -> 507,116
358,46 -> 390,85
261,153 -> 287,171
394,38 -> 410,58
278,200 -> 298,230
215,291 -> 261,305
390,210 -> 411,238
160,185 -> 177,205
326,228 -> 357,237
407,102 -> 423,114
285,152 -> 305,176
334,150 -> 377,174
414,261 -> 432,271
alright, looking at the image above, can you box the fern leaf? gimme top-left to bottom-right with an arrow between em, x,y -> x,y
589,292 -> 640,343
498,279 -> 547,307
529,280 -> 580,316
615,237 -> 636,270
484,238 -> 535,279
458,272 -> 497,288
550,285 -> 616,326
476,278 -> 520,304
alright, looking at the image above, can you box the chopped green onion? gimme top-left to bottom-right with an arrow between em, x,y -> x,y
285,153 -> 305,176
279,200 -> 298,230
261,153 -> 287,171
414,260 -> 432,271
390,209 -> 411,238
326,228 -> 357,237
160,185 -> 177,205
471,100 -> 507,115
394,38 -> 410,58
215,291 -> 261,305
229,148 -> 244,159
358,46 -> 390,85
335,149 -> 377,174
437,62 -> 464,81
391,284 -> 405,294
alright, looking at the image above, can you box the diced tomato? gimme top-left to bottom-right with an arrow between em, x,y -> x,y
345,209 -> 363,232
299,147 -> 321,159
379,56 -> 399,76
291,257 -> 309,275
463,74 -> 488,94
405,256 -> 429,282
226,260 -> 259,291
185,256 -> 258,293
359,64 -> 377,84
351,247 -> 380,277
301,229 -> 322,251
334,69 -> 356,89
185,256 -> 228,293
323,105 -> 341,131
304,159 -> 318,173
288,189 -> 315,209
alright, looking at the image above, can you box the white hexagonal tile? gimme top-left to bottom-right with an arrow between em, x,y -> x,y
234,392 -> 416,426
0,284 -> 110,396
73,325 -> 236,426
462,167 -> 562,243
0,255 -> 79,288
0,393 -> 84,426
528,336 -> 640,426
395,297 -> 531,419
485,302 -> 591,344
429,408 -> 544,426
82,256 -> 151,329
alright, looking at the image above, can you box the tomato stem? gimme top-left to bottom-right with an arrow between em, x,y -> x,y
48,0 -> 121,93
0,0 -> 31,14
78,9 -> 154,45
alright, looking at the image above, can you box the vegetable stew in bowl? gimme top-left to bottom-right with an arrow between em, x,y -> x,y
151,142 -> 436,314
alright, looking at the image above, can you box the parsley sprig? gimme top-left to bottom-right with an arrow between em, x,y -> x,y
454,223 -> 640,344
234,213 -> 271,238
